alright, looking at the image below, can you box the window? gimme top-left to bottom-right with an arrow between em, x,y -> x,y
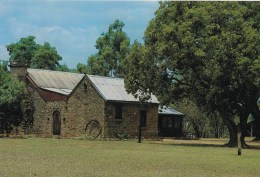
162,117 -> 167,128
161,117 -> 178,128
168,118 -> 173,128
83,82 -> 88,91
115,104 -> 122,120
140,110 -> 147,127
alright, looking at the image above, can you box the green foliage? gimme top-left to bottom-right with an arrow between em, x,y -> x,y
76,63 -> 90,74
0,67 -> 26,133
125,2 -> 260,144
174,98 -> 226,138
31,42 -> 62,70
174,99 -> 208,138
125,40 -> 157,101
87,19 -> 130,77
6,36 -> 39,65
7,36 -> 62,70
0,68 -> 25,105
0,60 -> 8,71
56,63 -> 78,73
56,63 -> 70,72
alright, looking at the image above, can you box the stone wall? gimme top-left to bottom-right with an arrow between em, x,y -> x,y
64,77 -> 105,137
28,84 -> 64,137
15,71 -> 159,139
29,76 -> 106,138
104,102 -> 158,138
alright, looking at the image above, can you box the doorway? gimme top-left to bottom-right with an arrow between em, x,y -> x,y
53,111 -> 61,135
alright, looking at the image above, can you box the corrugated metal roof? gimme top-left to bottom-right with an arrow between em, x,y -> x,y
27,69 -> 84,95
158,106 -> 184,115
27,68 -> 159,103
87,75 -> 159,103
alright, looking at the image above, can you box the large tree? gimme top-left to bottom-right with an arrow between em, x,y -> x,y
87,19 -> 130,77
125,2 -> 260,146
7,36 -> 62,70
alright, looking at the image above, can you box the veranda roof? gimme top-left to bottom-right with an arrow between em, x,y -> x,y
158,106 -> 184,116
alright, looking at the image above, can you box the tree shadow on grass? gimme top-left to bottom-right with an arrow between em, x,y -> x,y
245,145 -> 260,150
152,142 -> 225,148
0,134 -> 27,139
150,140 -> 260,150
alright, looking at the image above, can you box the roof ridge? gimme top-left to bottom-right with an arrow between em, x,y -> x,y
87,74 -> 124,80
27,68 -> 84,76
94,83 -> 123,86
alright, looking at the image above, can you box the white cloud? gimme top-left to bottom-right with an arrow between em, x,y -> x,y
1,1 -> 159,68
7,18 -> 100,67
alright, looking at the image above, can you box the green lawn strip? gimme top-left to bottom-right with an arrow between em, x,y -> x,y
0,138 -> 259,177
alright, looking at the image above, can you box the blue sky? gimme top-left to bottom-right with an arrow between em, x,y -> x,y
0,0 -> 159,68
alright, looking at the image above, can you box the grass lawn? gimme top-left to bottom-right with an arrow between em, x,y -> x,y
0,138 -> 259,177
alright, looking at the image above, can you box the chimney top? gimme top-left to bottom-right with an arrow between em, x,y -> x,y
9,62 -> 28,68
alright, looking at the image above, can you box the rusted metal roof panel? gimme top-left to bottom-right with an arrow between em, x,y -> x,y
27,69 -> 84,95
87,75 -> 159,103
44,88 -> 72,95
37,87 -> 67,101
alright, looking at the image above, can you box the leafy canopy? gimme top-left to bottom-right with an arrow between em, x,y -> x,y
6,36 -> 38,65
126,1 -> 259,111
0,67 -> 25,106
125,2 -> 260,145
87,19 -> 130,77
0,66 -> 26,132
31,42 -> 62,70
7,36 -> 62,70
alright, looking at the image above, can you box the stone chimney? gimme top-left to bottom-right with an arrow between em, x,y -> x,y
9,62 -> 28,82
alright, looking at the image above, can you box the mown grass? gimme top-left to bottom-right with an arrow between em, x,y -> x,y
0,138 -> 259,177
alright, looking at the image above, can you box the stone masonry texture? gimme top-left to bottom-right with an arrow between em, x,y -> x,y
11,67 -> 159,139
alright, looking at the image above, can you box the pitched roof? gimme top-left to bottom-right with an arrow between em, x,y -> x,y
27,68 -> 84,95
158,106 -> 184,115
27,69 -> 159,103
87,75 -> 159,103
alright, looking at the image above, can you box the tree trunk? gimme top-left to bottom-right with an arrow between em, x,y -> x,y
251,101 -> 260,140
221,115 -> 237,147
215,131 -> 219,138
254,118 -> 260,140
240,110 -> 250,148
191,121 -> 202,138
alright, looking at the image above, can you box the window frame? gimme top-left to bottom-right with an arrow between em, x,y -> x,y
114,103 -> 123,120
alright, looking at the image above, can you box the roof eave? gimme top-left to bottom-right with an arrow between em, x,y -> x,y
107,100 -> 159,104
158,113 -> 184,116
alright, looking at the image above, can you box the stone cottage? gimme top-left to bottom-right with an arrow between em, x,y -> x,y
10,63 -> 161,139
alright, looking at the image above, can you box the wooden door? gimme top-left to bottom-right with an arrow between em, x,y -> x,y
53,111 -> 61,135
